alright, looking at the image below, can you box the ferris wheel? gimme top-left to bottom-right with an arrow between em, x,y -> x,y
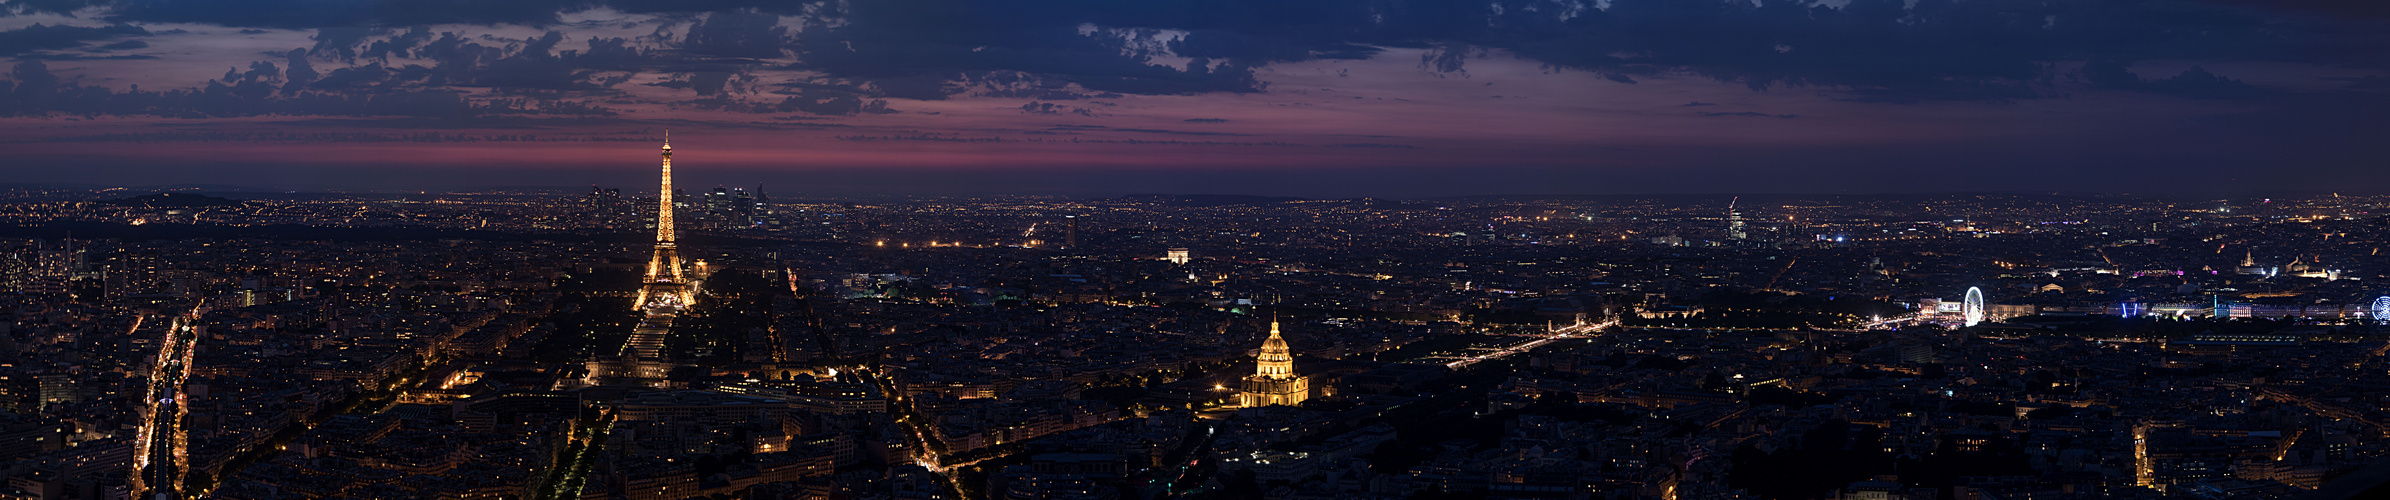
1963,287 -> 1986,327
2373,295 -> 2390,324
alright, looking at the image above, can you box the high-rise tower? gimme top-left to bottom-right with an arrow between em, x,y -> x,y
1726,196 -> 1747,241
635,133 -> 693,313
1065,215 -> 1080,249
1239,319 -> 1308,407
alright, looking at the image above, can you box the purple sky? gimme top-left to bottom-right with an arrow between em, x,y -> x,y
2,0 -> 2387,197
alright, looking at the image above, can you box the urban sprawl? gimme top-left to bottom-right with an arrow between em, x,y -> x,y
1,171 -> 2388,500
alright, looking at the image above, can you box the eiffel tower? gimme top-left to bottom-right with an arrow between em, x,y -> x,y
634,132 -> 693,314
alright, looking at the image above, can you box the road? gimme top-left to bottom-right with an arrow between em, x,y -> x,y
537,415 -> 614,500
856,368 -> 976,498
1444,319 -> 1618,370
1858,313 -> 1923,330
131,305 -> 204,499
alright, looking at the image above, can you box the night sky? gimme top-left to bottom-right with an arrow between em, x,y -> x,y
2,0 -> 2387,196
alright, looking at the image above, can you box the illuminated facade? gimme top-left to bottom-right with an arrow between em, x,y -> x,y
634,134 -> 694,313
1239,320 -> 1308,407
1166,248 -> 1190,265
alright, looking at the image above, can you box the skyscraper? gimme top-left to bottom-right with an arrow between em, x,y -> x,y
1065,215 -> 1080,249
730,187 -> 755,228
1726,197 -> 1747,241
705,186 -> 734,230
587,186 -> 623,228
635,134 -> 693,313
751,184 -> 775,231
1239,319 -> 1308,407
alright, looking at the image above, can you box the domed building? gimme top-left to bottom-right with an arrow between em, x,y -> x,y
1239,320 -> 1309,407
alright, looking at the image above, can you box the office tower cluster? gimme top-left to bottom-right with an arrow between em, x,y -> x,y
587,185 -> 776,234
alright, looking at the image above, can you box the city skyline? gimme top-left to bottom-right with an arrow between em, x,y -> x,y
9,2 -> 2390,500
4,144 -> 2390,499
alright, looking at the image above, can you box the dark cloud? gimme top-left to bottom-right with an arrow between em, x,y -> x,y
96,0 -> 1270,106
0,23 -> 148,56
20,53 -> 155,60
2195,0 -> 2390,19
1681,102 -> 1716,107
1107,127 -> 1249,137
1020,101 -> 1095,116
1183,118 -> 1227,123
666,68 -> 739,95
1,0 -> 2380,121
866,75 -> 954,100
0,57 -> 615,118
34,0 -> 2389,99
280,49 -> 314,95
1698,111 -> 1797,119
2142,67 -> 2268,99
789,0 -> 1266,96
106,0 -> 586,29
991,0 -> 2373,102
5,0 -> 107,14
91,39 -> 148,51
1038,124 -> 1248,136
774,94 -> 890,115
680,9 -> 787,59
356,26 -> 428,61
962,71 -> 1122,100
300,28 -> 661,95
308,26 -> 376,61
2083,58 -> 2269,99
306,63 -> 387,89
1074,0 -> 2377,103
2334,75 -> 2390,89
760,80 -> 896,115
1173,30 -> 1377,64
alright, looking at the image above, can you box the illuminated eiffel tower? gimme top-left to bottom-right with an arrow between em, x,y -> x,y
634,132 -> 693,314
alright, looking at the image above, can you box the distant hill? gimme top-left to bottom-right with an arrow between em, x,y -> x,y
1117,194 -> 1305,207
102,193 -> 246,208
1311,197 -> 1436,210
1115,194 -> 1445,210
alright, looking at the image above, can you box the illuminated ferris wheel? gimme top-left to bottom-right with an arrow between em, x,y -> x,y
2373,295 -> 2390,324
1963,287 -> 1986,327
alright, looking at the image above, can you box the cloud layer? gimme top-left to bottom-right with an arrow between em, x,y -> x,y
4,0 -> 2378,117
0,0 -> 2383,194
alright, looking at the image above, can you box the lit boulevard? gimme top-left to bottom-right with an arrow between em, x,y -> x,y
1442,319 -> 1620,370
129,304 -> 203,500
